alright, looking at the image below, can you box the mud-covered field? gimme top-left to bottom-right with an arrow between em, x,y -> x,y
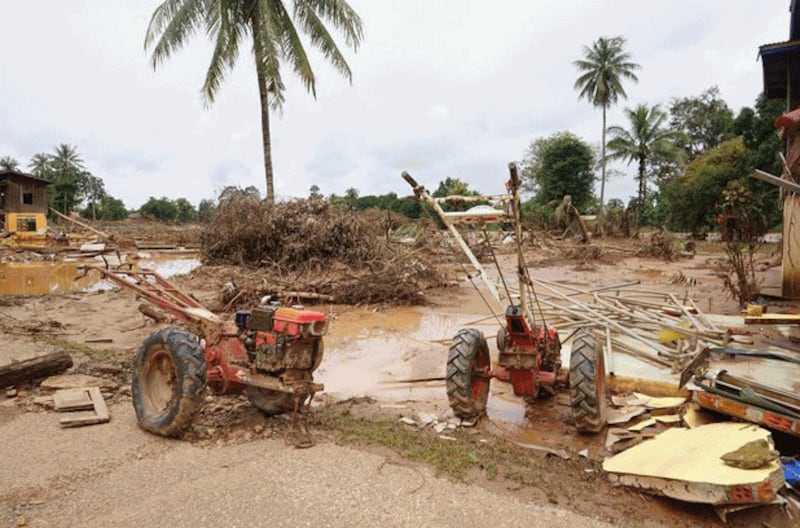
0,235 -> 795,527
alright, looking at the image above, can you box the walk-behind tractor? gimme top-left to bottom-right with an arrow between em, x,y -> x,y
403,164 -> 606,432
88,268 -> 327,446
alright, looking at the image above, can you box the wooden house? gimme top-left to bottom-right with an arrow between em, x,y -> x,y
0,170 -> 50,234
759,1 -> 800,297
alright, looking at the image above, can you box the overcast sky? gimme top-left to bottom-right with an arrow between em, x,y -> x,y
0,1 -> 792,209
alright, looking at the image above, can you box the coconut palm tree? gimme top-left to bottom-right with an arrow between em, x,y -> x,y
28,153 -> 52,179
49,144 -> 87,214
145,0 -> 364,203
606,103 -> 680,220
0,156 -> 20,172
574,36 -> 640,232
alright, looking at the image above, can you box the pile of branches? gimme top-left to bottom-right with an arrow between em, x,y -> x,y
200,196 -> 449,306
637,228 -> 679,260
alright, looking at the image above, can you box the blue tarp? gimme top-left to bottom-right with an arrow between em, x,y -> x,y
784,458 -> 800,487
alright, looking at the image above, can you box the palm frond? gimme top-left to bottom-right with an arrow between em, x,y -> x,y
294,1 -> 353,84
145,0 -> 207,69
271,0 -> 317,97
252,0 -> 287,110
201,0 -> 246,104
299,0 -> 364,49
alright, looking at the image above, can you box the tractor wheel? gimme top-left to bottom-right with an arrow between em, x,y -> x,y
132,327 -> 207,437
245,387 -> 295,416
446,328 -> 491,419
569,330 -> 606,433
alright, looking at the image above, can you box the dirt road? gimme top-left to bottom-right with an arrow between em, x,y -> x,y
0,401 -> 613,528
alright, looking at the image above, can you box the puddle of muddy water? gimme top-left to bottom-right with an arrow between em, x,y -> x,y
0,255 -> 201,295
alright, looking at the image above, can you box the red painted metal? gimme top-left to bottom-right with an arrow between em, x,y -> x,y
274,307 -> 327,325
508,369 -> 535,396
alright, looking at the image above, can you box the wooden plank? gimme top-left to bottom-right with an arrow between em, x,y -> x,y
59,387 -> 109,427
53,388 -> 93,411
752,169 -> 800,193
782,193 -> 800,298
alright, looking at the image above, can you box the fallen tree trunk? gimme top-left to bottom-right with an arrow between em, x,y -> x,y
0,351 -> 73,389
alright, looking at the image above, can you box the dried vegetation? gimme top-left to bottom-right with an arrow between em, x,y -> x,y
199,196 -> 450,308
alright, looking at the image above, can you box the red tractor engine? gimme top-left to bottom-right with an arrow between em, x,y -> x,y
493,306 -> 563,398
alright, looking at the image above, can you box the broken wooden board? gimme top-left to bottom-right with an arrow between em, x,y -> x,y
59,387 -> 109,427
603,423 -> 784,505
633,392 -> 687,409
681,402 -> 723,429
607,406 -> 647,425
53,388 -> 95,411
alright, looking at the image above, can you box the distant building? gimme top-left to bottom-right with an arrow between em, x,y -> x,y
0,170 -> 50,234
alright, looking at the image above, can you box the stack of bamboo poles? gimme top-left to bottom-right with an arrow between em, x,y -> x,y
515,279 -> 732,372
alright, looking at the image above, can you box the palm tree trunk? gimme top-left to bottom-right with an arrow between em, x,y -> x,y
598,105 -> 607,237
254,49 -> 275,204
638,156 -> 646,206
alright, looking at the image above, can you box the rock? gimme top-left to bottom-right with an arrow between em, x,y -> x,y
6,388 -> 18,398
578,449 -> 589,458
416,412 -> 437,427
253,425 -> 265,434
434,422 -> 447,434
721,439 -> 779,469
17,516 -> 27,527
33,396 -> 54,408
399,417 -> 416,426
40,374 -> 118,391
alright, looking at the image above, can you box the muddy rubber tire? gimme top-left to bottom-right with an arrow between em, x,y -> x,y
446,328 -> 491,419
132,327 -> 206,437
246,387 -> 295,416
569,330 -> 606,433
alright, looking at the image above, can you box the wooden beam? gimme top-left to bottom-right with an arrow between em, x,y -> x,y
751,169 -> 800,194
0,351 -> 73,389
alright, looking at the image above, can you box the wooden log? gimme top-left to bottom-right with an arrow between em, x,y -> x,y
138,303 -> 170,323
0,351 -> 73,389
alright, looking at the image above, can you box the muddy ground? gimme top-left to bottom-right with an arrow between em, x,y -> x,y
0,235 -> 796,527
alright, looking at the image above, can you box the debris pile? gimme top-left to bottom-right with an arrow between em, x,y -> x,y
200,197 -> 450,306
637,228 -> 680,260
523,278 -> 727,370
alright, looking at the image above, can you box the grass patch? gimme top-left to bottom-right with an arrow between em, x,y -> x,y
38,336 -> 118,361
314,407 -> 589,484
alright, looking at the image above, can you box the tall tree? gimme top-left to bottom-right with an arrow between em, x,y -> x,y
49,144 -> 88,215
606,104 -> 679,212
521,131 -> 595,211
28,153 -> 51,178
573,36 -> 640,231
669,86 -> 734,161
0,156 -> 20,171
145,0 -> 364,203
